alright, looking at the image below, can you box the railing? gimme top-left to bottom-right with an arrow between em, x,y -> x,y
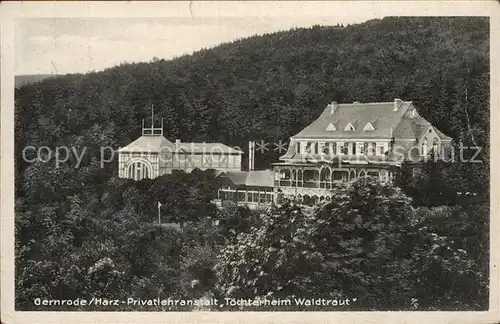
277,180 -> 355,188
276,176 -> 362,188
320,182 -> 331,189
303,181 -> 319,188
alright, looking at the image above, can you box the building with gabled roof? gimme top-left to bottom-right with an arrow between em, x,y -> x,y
213,169 -> 275,209
273,99 -> 453,203
118,112 -> 243,181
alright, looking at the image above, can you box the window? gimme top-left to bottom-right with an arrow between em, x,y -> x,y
379,146 -> 385,155
296,143 -> 300,154
305,142 -> 312,154
127,161 -> 152,181
326,123 -> 336,131
281,169 -> 291,180
421,137 -> 428,155
320,168 -> 331,181
300,142 -> 307,154
342,142 -> 349,154
332,171 -> 344,181
318,142 -> 325,154
322,144 -> 330,155
344,123 -> 355,131
352,143 -> 356,155
432,138 -> 439,155
363,143 -> 368,154
369,142 -> 376,155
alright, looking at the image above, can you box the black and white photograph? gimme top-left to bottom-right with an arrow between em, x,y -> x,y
1,1 -> 499,323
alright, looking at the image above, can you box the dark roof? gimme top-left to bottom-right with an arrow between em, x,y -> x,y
434,128 -> 453,141
222,171 -> 249,185
392,117 -> 430,139
118,135 -> 174,153
178,142 -> 243,154
220,170 -> 274,188
280,100 -> 453,162
292,101 -> 412,140
245,170 -> 275,187
119,136 -> 243,154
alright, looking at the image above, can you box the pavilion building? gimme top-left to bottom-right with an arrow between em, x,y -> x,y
118,116 -> 243,181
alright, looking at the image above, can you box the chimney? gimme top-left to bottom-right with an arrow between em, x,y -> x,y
251,141 -> 255,171
248,141 -> 255,171
329,101 -> 338,114
175,139 -> 180,152
393,98 -> 403,111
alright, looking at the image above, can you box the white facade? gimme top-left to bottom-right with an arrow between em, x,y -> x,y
118,120 -> 243,181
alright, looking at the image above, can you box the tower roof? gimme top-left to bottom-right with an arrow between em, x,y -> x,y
118,135 -> 174,153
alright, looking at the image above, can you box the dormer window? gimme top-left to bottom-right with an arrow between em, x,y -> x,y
326,123 -> 337,132
344,123 -> 355,131
363,122 -> 375,131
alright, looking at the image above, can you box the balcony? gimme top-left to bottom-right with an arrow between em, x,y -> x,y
303,181 -> 319,188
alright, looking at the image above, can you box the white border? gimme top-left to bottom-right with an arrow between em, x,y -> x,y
1,1 -> 499,323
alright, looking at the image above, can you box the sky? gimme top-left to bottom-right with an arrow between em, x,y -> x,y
15,15 -> 380,75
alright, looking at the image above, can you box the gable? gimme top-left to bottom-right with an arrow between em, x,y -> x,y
363,122 -> 375,131
118,135 -> 174,153
326,122 -> 337,131
344,122 -> 355,131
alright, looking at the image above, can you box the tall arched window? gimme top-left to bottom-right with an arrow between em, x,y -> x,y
433,138 -> 439,154
127,161 -> 152,181
421,137 -> 428,156
320,167 -> 331,181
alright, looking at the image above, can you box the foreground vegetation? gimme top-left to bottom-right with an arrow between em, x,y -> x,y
16,174 -> 488,311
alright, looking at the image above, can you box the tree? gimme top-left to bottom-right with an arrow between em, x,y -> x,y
309,177 -> 415,309
409,204 -> 489,310
214,200 -> 321,306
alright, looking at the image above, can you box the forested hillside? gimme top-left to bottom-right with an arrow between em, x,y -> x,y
15,17 -> 489,174
15,74 -> 55,88
14,17 -> 490,310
